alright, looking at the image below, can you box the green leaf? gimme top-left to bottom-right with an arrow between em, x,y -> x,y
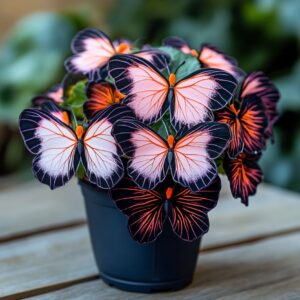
151,120 -> 168,139
63,80 -> 87,119
216,157 -> 226,175
150,111 -> 176,138
76,163 -> 85,179
158,46 -> 200,81
148,47 -> 201,136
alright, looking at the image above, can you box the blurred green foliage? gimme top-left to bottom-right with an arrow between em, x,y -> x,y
0,0 -> 299,192
0,11 -> 88,175
0,12 -> 87,124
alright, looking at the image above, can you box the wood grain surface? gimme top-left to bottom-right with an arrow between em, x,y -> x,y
28,233 -> 300,300
0,178 -> 299,299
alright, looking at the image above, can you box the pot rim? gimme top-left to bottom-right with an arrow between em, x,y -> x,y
79,179 -> 116,208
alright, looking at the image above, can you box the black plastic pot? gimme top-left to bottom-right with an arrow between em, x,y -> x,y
79,180 -> 201,293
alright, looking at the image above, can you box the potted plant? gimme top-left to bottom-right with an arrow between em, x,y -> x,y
19,28 -> 280,293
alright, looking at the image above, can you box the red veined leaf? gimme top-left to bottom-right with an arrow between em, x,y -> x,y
112,118 -> 169,189
172,68 -> 237,131
171,122 -> 231,191
169,176 -> 221,241
110,176 -> 166,244
84,81 -> 125,119
163,36 -> 198,57
215,95 -> 268,157
113,119 -> 230,192
112,38 -> 132,54
65,29 -> 170,81
38,101 -> 70,125
240,71 -> 280,141
32,84 -> 64,106
163,38 -> 244,78
19,104 -> 131,190
199,44 -> 245,79
109,54 -> 170,124
65,28 -> 116,81
81,105 -> 133,189
224,153 -> 263,206
111,175 -> 221,243
109,54 -> 237,131
113,39 -> 171,70
214,104 -> 243,158
134,49 -> 171,70
239,95 -> 268,154
19,109 -> 80,189
44,84 -> 64,103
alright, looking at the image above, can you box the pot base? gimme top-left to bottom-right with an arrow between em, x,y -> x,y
101,272 -> 192,293
80,180 -> 200,293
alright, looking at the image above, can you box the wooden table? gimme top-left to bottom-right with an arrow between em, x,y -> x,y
0,177 -> 300,299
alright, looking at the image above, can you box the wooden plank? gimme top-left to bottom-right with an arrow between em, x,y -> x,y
204,183 -> 300,249
1,218 -> 300,299
26,232 -> 300,300
1,177 -> 299,298
0,227 -> 97,298
1,177 -> 299,250
216,277 -> 300,300
0,180 -> 85,238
